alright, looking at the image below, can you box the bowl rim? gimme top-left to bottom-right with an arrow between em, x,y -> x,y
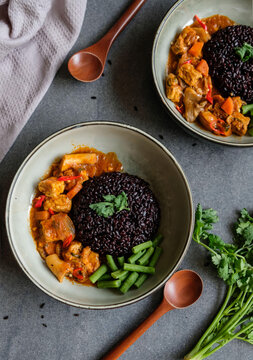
5,121 -> 194,309
151,0 -> 253,147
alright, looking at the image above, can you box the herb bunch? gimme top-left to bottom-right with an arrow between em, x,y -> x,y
185,205 -> 253,360
89,191 -> 130,218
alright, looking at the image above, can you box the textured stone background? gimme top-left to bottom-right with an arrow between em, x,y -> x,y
0,1 -> 252,359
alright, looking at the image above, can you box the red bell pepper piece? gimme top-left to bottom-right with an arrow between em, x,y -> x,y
206,84 -> 213,104
57,175 -> 82,181
34,195 -> 46,208
194,15 -> 207,31
62,234 -> 73,249
73,268 -> 84,280
48,208 -> 55,215
176,105 -> 184,114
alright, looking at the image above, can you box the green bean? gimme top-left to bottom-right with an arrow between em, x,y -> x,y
123,263 -> 155,274
111,270 -> 129,280
135,274 -> 148,288
132,241 -> 153,254
120,271 -> 130,281
149,247 -> 163,267
128,250 -> 145,264
137,247 -> 154,265
152,234 -> 163,248
106,255 -> 118,271
242,103 -> 253,114
99,273 -> 113,281
120,272 -> 139,293
89,264 -> 108,283
117,256 -> 125,268
97,280 -> 121,288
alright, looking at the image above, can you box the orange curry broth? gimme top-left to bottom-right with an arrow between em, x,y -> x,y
30,146 -> 123,286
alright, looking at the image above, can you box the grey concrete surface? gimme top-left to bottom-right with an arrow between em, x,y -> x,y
0,1 -> 252,359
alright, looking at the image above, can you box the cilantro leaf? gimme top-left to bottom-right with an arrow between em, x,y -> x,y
234,43 -> 253,62
89,191 -> 130,218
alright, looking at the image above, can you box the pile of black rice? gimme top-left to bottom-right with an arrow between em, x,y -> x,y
203,25 -> 253,102
71,172 -> 160,256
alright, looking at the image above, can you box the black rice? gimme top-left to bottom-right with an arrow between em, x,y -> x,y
203,25 -> 253,102
71,172 -> 160,256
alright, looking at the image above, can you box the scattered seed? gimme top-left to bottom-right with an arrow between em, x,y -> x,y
134,106 -> 138,111
40,303 -> 45,309
41,315 -> 44,319
91,96 -> 97,99
158,134 -> 164,140
42,323 -> 47,327
73,313 -> 79,317
108,60 -> 112,65
192,143 -> 197,147
3,316 -> 8,320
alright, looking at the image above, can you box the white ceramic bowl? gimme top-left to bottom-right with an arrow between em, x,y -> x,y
152,0 -> 252,146
6,122 -> 193,309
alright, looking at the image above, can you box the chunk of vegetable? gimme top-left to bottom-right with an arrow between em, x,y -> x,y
34,210 -> 50,221
221,97 -> 234,115
60,153 -> 97,171
66,183 -> 83,199
45,254 -> 70,282
132,240 -> 153,254
89,264 -> 108,283
196,59 -> 209,77
188,41 -> 204,57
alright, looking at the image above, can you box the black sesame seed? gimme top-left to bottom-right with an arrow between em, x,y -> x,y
158,134 -> 164,140
42,323 -> 47,327
108,60 -> 112,65
40,303 -> 45,309
91,96 -> 97,99
134,106 -> 138,111
41,315 -> 44,319
3,316 -> 8,320
73,314 -> 79,317
192,143 -> 197,147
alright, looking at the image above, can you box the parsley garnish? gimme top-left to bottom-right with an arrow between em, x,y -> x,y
89,191 -> 130,218
234,42 -> 253,62
185,205 -> 253,360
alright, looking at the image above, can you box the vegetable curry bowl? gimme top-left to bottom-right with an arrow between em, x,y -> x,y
6,122 -> 193,309
152,0 -> 253,146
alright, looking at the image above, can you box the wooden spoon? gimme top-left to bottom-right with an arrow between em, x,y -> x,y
101,270 -> 203,360
68,0 -> 147,82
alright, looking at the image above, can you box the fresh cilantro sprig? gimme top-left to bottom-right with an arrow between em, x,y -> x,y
234,42 -> 253,62
184,205 -> 253,360
89,191 -> 130,218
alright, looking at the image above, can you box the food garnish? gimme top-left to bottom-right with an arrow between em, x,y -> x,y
184,205 -> 253,360
89,191 -> 130,218
62,234 -> 73,249
194,15 -> 207,31
234,42 -> 253,62
57,175 -> 82,181
34,195 -> 46,208
73,268 -> 84,280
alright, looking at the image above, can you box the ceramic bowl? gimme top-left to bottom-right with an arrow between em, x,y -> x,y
6,122 -> 193,309
152,0 -> 252,146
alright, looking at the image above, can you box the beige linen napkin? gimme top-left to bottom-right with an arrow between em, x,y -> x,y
0,0 -> 87,162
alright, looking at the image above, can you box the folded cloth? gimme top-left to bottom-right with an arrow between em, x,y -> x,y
0,0 -> 87,162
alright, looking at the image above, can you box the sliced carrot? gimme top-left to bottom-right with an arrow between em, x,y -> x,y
196,59 -> 209,77
221,97 -> 234,115
35,211 -> 50,221
67,182 -> 83,199
188,41 -> 204,57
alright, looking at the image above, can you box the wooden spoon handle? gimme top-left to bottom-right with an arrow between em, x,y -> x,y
105,0 -> 147,43
101,298 -> 174,360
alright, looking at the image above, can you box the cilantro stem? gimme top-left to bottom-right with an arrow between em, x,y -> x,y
185,285 -> 234,358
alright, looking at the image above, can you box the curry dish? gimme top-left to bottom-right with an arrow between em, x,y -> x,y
30,147 -> 122,285
166,15 -> 253,136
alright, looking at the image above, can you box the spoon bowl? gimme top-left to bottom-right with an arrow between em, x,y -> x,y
164,269 -> 203,309
68,52 -> 103,82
